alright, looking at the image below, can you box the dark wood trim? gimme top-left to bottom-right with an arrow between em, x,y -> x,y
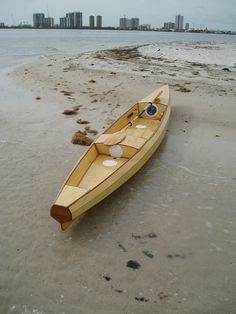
51,205 -> 72,224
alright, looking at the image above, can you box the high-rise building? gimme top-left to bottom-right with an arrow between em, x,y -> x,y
139,24 -> 151,31
33,13 -> 45,28
74,12 -> 83,28
89,16 -> 95,28
185,23 -> 190,31
127,19 -> 132,29
96,15 -> 102,28
60,17 -> 67,28
163,22 -> 175,30
66,13 -> 72,28
44,17 -> 54,28
120,17 -> 140,30
120,17 -> 129,29
66,12 -> 83,28
0,22 -> 5,28
175,14 -> 184,31
131,18 -> 139,30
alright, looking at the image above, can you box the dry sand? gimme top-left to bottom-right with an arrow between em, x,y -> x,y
0,41 -> 236,313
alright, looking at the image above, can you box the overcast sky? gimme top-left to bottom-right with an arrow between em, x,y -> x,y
1,0 -> 236,30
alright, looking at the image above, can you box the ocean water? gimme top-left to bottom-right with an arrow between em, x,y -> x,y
0,28 -> 236,69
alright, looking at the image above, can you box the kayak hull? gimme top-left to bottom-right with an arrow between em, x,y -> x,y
51,85 -> 171,230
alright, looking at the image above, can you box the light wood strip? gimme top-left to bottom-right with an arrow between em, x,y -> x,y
55,186 -> 88,207
66,145 -> 98,186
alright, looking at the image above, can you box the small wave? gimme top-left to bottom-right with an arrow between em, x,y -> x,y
45,46 -> 59,52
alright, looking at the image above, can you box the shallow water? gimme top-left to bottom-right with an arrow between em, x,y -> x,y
0,28 -> 236,69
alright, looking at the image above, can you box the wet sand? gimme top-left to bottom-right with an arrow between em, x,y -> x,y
1,42 -> 236,313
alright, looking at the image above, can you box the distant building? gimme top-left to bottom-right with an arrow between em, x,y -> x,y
120,18 -> 129,29
66,12 -> 83,28
89,15 -> 95,28
66,13 -> 73,28
139,24 -> 151,31
131,18 -> 139,30
33,13 -> 45,28
60,17 -> 67,28
120,17 -> 140,30
96,15 -> 102,28
44,17 -> 54,28
18,22 -> 32,28
175,14 -> 184,31
33,13 -> 54,28
0,22 -> 5,28
163,22 -> 175,30
185,23 -> 190,31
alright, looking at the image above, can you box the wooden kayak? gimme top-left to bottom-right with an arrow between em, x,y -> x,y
51,85 -> 171,230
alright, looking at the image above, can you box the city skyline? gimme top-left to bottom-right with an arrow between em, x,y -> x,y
32,12 -> 103,29
0,12 -> 195,32
1,11 -> 235,34
0,0 -> 236,31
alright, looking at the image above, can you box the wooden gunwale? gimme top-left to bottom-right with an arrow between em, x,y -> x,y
67,105 -> 171,221
56,86 -> 168,195
65,104 -> 170,209
51,86 -> 170,227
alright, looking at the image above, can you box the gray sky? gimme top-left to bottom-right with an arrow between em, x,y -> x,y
1,0 -> 236,30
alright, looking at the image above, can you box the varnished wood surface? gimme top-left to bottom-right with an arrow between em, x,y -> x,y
68,105 -> 171,222
78,155 -> 128,190
55,186 -> 88,207
95,143 -> 137,159
50,85 -> 171,229
126,118 -> 160,139
96,134 -> 146,150
66,145 -> 98,187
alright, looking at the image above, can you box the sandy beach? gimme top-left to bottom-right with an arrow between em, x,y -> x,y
1,41 -> 236,313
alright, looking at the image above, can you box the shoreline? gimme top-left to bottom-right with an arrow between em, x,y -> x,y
9,41 -> 236,135
1,41 -> 236,313
9,41 -> 236,147
1,26 -> 236,36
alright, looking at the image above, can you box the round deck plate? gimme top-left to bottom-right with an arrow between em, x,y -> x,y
136,124 -> 147,129
103,160 -> 118,167
146,104 -> 159,117
109,145 -> 123,158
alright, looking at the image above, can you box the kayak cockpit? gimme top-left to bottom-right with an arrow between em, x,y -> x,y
55,104 -> 167,200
